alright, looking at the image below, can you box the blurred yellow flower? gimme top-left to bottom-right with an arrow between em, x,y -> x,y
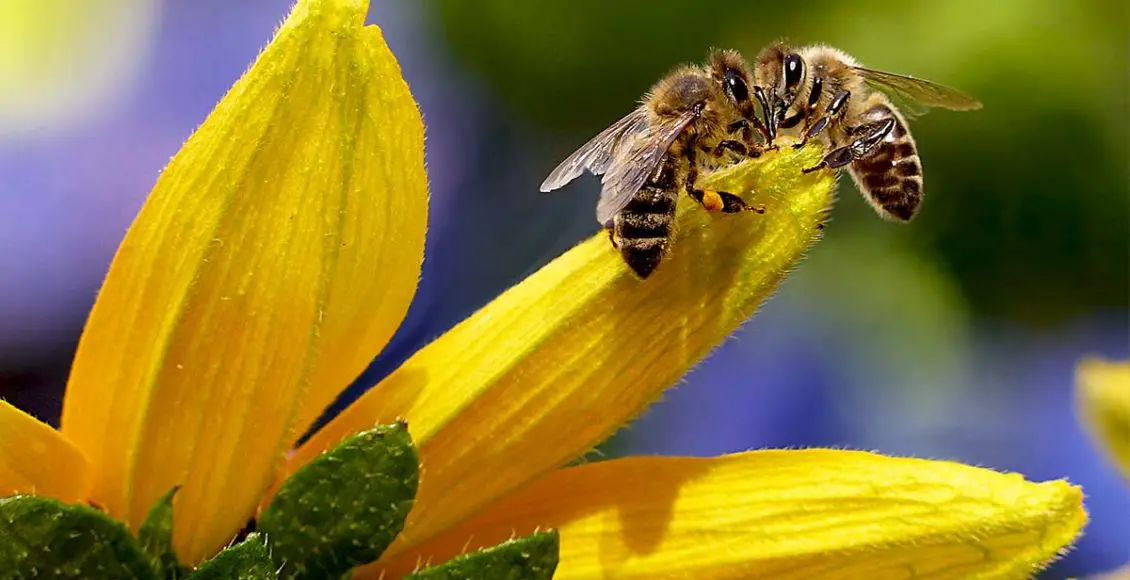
1075,357 -> 1130,579
0,0 -> 1087,576
1076,357 -> 1130,480
0,0 -> 158,136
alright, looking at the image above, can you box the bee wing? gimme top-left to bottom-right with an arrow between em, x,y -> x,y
854,67 -> 982,114
876,87 -> 933,120
594,109 -> 696,225
539,106 -> 650,193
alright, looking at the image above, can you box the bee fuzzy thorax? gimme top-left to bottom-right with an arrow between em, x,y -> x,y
795,46 -> 868,121
647,68 -> 713,117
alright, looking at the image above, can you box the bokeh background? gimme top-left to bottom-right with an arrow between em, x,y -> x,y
1,0 -> 1126,576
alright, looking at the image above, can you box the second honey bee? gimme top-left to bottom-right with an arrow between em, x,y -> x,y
754,42 -> 982,221
540,50 -> 769,279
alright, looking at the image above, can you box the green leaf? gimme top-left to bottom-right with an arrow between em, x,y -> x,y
258,421 -> 419,579
186,533 -> 275,580
0,495 -> 156,580
138,486 -> 187,579
406,530 -> 560,580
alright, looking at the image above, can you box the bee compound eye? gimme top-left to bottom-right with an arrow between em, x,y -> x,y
783,54 -> 804,88
724,70 -> 749,103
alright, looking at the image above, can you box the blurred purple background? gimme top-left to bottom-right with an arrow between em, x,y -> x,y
1,1 -> 1126,577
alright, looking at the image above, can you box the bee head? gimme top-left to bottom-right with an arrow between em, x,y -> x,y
707,49 -> 756,119
754,41 -> 806,133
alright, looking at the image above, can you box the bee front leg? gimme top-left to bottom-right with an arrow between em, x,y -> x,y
794,90 -> 850,150
712,139 -> 757,158
753,86 -> 779,149
802,117 -> 894,174
727,117 -> 773,153
724,119 -> 768,160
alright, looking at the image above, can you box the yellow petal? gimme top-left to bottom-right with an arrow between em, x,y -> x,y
0,400 -> 92,503
0,0 -> 157,136
1076,357 -> 1130,479
59,0 -> 426,563
372,450 -> 1086,580
293,141 -> 835,559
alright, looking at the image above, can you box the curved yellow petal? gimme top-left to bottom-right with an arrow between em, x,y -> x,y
0,400 -> 91,503
59,0 -> 426,564
293,142 -> 835,560
1076,357 -> 1130,479
373,450 -> 1085,580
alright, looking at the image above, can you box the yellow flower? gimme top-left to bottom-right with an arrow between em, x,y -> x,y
1076,357 -> 1130,480
1075,357 -> 1130,579
0,0 -> 1086,577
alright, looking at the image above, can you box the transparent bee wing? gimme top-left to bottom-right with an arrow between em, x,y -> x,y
855,67 -> 982,113
595,109 -> 696,225
539,106 -> 651,193
880,88 -> 932,120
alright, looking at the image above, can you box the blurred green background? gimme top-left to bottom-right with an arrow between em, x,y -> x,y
436,0 -> 1128,325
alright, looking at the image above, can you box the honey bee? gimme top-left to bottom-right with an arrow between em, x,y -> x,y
753,42 -> 981,221
540,49 -> 770,279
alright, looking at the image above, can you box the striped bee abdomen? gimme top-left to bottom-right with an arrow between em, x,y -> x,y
613,186 -> 679,279
849,103 -> 924,221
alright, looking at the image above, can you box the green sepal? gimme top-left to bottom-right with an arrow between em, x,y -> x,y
258,421 -> 419,579
406,530 -> 560,580
0,494 -> 156,580
138,486 -> 188,579
185,533 -> 275,580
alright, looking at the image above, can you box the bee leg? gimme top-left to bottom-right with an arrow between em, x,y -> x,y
794,90 -> 850,150
716,192 -> 754,212
685,168 -> 721,212
778,111 -> 805,131
729,116 -> 773,151
749,117 -> 773,149
793,117 -> 830,150
693,189 -> 724,212
753,86 -> 779,149
604,219 -> 618,248
713,139 -> 752,157
802,117 -> 894,173
684,157 -> 748,213
683,146 -> 714,210
730,117 -> 770,158
688,187 -> 750,213
727,196 -> 763,213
